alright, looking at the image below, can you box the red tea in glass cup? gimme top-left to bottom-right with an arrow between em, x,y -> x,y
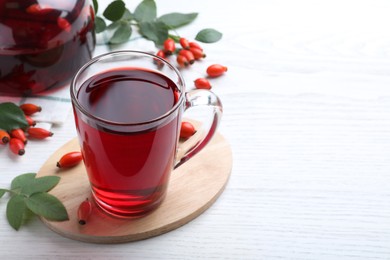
70,51 -> 223,218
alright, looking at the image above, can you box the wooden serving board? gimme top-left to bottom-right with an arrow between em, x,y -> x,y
36,132 -> 232,244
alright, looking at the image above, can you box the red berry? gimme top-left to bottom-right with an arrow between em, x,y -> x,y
26,4 -> 42,14
177,55 -> 189,67
20,103 -> 42,116
10,129 -> 27,144
163,38 -> 176,55
27,127 -> 53,139
206,64 -> 228,77
78,199 -> 92,225
189,47 -> 206,60
57,151 -> 83,168
25,116 -> 36,126
189,41 -> 203,51
178,49 -> 195,64
57,17 -> 71,32
179,38 -> 190,49
174,89 -> 181,103
194,78 -> 212,90
0,130 -> 10,145
25,4 -> 53,14
9,138 -> 25,156
154,50 -> 166,67
156,49 -> 166,59
180,122 -> 196,139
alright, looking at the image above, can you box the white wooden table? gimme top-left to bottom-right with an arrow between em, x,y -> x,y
1,0 -> 390,259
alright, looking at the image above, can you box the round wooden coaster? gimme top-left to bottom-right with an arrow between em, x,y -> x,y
36,132 -> 232,244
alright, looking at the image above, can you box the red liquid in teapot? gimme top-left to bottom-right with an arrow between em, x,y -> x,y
74,68 -> 182,217
0,0 -> 95,95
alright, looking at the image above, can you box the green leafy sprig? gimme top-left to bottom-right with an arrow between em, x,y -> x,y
0,173 -> 68,230
93,0 -> 222,45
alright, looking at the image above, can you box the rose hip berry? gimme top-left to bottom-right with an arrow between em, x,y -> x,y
189,47 -> 206,60
20,103 -> 42,116
180,122 -> 196,139
179,37 -> 190,49
27,127 -> 53,139
156,50 -> 166,60
57,151 -> 83,168
177,55 -> 189,67
163,38 -> 176,55
194,78 -> 212,90
178,49 -> 195,64
78,198 -> 92,225
206,64 -> 228,77
189,41 -> 203,51
154,50 -> 166,67
174,89 -> 181,103
57,17 -> 71,32
26,4 -> 53,15
10,129 -> 27,144
26,4 -> 43,14
25,116 -> 36,126
9,138 -> 25,156
0,130 -> 10,145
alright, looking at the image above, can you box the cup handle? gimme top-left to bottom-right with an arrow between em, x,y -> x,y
174,89 -> 223,169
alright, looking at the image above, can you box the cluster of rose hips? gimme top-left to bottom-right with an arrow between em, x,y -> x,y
0,103 -> 53,156
156,37 -> 227,91
156,37 -> 227,138
156,38 -> 206,67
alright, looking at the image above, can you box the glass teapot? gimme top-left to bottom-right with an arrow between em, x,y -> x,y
0,0 -> 95,95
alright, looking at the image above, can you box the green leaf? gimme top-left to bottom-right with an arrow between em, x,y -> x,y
25,192 -> 69,221
11,173 -> 36,190
107,20 -> 121,31
109,23 -> 132,44
158,12 -> 198,29
0,102 -> 29,131
92,0 -> 98,14
95,16 -> 106,33
195,28 -> 223,43
7,195 -> 27,230
108,9 -> 133,30
122,8 -> 134,21
0,189 -> 6,198
139,21 -> 169,46
103,0 -> 126,22
21,176 -> 60,196
134,0 -> 157,22
106,9 -> 133,32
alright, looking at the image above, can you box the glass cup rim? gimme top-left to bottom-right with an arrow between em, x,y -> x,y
70,50 -> 186,127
